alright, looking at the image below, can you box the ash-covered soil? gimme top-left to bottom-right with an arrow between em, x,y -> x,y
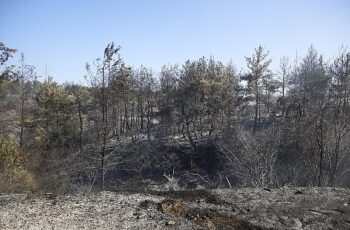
0,187 -> 349,229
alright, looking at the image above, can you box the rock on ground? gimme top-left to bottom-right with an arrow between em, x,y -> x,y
0,187 -> 349,229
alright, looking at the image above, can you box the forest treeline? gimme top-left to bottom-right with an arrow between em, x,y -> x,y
0,42 -> 350,192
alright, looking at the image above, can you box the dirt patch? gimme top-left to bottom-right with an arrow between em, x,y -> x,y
185,208 -> 269,230
140,196 -> 268,229
158,199 -> 183,213
150,189 -> 228,205
138,199 -> 158,209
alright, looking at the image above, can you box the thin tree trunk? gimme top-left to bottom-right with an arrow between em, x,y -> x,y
317,117 -> 324,187
146,101 -> 151,140
78,99 -> 83,150
254,92 -> 259,132
140,99 -> 144,130
282,73 -> 285,117
101,65 -> 107,191
19,92 -> 25,149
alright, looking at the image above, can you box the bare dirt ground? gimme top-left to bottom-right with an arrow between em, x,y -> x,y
0,187 -> 349,229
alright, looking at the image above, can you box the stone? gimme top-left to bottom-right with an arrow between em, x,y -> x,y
166,220 -> 176,225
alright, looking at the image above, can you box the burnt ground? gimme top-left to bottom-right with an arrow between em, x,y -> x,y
0,187 -> 349,229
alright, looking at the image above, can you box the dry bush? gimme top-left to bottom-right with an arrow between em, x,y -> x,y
0,136 -> 37,193
216,126 -> 280,188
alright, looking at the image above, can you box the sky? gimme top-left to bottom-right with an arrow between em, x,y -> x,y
1,0 -> 349,83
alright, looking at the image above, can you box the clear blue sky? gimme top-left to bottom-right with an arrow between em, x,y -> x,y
1,0 -> 349,83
